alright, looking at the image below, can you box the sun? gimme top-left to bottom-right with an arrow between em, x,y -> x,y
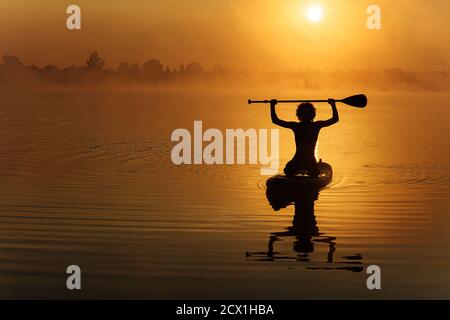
306,5 -> 323,23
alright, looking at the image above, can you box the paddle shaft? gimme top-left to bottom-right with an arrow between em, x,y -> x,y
249,99 -> 336,104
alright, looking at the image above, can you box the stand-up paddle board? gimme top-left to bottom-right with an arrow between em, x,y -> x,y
266,160 -> 332,191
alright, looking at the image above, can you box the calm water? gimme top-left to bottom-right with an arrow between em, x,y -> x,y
0,89 -> 448,299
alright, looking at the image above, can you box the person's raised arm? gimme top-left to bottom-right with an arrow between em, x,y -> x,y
317,98 -> 339,128
270,99 -> 295,128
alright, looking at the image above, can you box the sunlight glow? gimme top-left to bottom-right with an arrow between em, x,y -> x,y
306,5 -> 323,23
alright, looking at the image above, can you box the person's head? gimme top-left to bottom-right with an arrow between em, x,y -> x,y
296,102 -> 316,122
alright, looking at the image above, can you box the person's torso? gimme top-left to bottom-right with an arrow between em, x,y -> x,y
291,122 -> 321,159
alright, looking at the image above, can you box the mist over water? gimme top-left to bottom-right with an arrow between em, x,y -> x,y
0,88 -> 448,298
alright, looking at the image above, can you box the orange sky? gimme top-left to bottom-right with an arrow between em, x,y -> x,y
0,0 -> 448,70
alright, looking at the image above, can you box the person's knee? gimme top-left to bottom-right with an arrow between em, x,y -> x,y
308,166 -> 320,177
284,165 -> 297,176
309,171 -> 319,178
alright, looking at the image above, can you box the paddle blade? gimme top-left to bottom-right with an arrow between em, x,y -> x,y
340,94 -> 367,108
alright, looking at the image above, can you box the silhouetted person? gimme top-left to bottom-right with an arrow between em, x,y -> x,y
270,99 -> 339,177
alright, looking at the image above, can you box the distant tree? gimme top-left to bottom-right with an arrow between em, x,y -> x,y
163,66 -> 172,77
211,64 -> 228,77
39,65 -> 60,84
28,64 -> 40,72
185,62 -> 204,76
117,62 -> 130,76
128,62 -> 142,81
85,51 -> 105,71
179,63 -> 185,73
142,59 -> 164,82
61,65 -> 83,86
102,68 -> 115,83
42,64 -> 60,73
3,55 -> 24,67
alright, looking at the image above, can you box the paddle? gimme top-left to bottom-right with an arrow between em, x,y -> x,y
248,94 -> 367,108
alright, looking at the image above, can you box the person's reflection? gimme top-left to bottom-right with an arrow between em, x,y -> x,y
261,182 -> 362,272
266,186 -> 336,260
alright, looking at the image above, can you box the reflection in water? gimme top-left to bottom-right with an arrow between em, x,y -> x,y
246,181 -> 363,272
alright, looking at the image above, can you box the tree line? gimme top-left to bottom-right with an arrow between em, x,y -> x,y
0,51 -> 230,87
0,51 -> 449,90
